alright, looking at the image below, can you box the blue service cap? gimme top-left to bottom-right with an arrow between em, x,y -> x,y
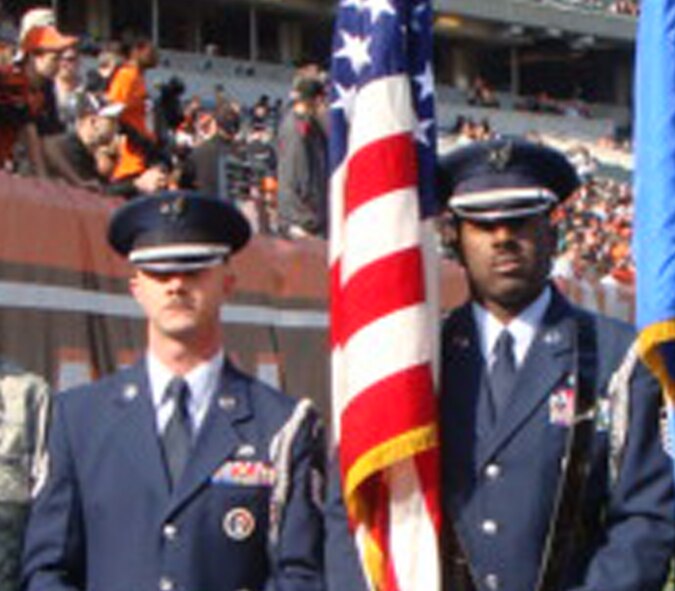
436,138 -> 581,221
108,191 -> 251,273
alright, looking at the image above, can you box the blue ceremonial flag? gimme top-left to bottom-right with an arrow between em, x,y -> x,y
634,0 -> 675,408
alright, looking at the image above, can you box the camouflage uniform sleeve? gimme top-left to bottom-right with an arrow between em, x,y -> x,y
0,364 -> 51,591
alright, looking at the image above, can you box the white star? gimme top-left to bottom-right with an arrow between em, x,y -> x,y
415,118 -> 434,146
334,31 -> 372,75
414,62 -> 434,102
331,83 -> 358,122
363,0 -> 395,23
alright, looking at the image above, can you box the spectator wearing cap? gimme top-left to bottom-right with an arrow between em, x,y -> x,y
0,22 -> 76,175
43,90 -> 123,189
276,76 -> 328,239
326,138 -> 675,591
22,191 -> 326,591
42,90 -> 174,197
106,35 -> 160,183
20,24 -> 77,136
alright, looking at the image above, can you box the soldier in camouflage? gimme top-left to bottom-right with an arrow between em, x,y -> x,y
0,358 -> 49,591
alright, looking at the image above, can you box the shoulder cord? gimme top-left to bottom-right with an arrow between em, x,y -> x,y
607,341 -> 638,486
268,398 -> 315,547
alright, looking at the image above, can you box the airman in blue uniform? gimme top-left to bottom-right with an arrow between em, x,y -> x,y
326,139 -> 675,591
22,192 -> 326,591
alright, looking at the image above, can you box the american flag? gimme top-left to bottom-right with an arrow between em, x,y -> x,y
328,0 -> 441,590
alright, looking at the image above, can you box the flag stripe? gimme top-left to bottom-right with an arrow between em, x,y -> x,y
340,189 -> 423,282
346,77 -> 416,158
339,248 -> 426,344
337,305 -> 434,414
345,134 -> 418,215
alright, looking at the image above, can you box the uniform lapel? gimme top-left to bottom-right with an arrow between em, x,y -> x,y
111,360 -> 171,502
477,291 -> 576,468
166,360 -> 252,517
441,305 -> 488,514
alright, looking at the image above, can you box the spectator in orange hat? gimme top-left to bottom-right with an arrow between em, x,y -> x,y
0,24 -> 77,174
106,34 -> 159,182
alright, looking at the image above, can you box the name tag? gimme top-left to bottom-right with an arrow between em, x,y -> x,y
211,460 -> 276,486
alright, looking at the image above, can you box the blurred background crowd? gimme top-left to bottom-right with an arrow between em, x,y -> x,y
0,4 -> 636,289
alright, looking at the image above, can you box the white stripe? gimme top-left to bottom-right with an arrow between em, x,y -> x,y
389,459 -> 440,591
341,188 -> 422,283
338,304 -> 433,417
348,76 -> 415,161
0,281 -> 327,329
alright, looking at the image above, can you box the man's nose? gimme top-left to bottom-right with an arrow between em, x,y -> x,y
165,273 -> 189,290
491,221 -> 518,242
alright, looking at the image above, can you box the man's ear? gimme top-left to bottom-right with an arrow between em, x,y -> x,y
128,272 -> 140,300
222,264 -> 236,296
447,221 -> 466,266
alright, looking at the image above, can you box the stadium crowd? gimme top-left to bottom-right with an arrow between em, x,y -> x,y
536,0 -> 639,15
0,7 -> 330,238
0,7 -> 635,285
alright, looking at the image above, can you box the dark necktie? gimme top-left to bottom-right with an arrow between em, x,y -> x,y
161,376 -> 192,489
488,330 -> 517,423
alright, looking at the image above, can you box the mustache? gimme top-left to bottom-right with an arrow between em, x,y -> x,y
164,296 -> 195,310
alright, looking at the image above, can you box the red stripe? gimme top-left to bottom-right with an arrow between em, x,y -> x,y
338,247 -> 425,344
345,134 -> 418,216
340,364 -> 436,475
330,260 -> 343,349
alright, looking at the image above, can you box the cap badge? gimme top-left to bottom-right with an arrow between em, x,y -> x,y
159,196 -> 186,220
487,142 -> 513,171
223,507 -> 256,541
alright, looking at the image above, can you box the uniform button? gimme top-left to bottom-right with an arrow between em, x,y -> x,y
485,463 -> 501,479
163,523 -> 178,541
481,519 -> 499,535
159,577 -> 174,591
485,573 -> 500,590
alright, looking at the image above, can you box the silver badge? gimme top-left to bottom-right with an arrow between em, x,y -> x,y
218,396 -> 236,411
235,444 -> 256,458
543,329 -> 562,345
452,335 -> 470,349
123,384 -> 139,401
223,507 -> 256,541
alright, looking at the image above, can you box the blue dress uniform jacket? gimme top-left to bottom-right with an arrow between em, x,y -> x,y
22,358 -> 325,591
441,289 -> 675,591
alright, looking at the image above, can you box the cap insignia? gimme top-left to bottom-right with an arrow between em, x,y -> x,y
159,196 -> 186,220
487,142 -> 513,171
